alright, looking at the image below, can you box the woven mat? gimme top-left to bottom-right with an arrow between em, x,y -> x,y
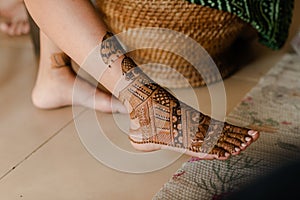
153,53 -> 300,200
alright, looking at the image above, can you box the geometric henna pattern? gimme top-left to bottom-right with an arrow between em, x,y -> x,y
119,57 -> 254,157
97,32 -> 257,158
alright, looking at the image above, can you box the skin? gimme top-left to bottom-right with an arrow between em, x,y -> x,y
0,0 -> 124,112
31,31 -> 126,113
24,0 -> 259,159
0,0 -> 30,36
25,0 -> 124,94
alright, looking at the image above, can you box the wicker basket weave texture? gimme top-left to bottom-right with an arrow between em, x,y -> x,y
96,0 -> 249,88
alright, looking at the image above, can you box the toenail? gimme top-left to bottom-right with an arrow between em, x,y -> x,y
248,130 -> 258,136
245,137 -> 252,142
235,147 -> 240,152
241,143 -> 247,147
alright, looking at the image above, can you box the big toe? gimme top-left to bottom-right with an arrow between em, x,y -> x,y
247,130 -> 259,141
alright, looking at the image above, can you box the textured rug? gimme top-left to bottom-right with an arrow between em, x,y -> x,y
153,53 -> 300,200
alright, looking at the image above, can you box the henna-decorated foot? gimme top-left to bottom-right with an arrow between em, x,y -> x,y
118,57 -> 259,160
98,32 -> 259,160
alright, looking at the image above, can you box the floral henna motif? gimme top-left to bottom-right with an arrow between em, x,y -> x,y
100,32 -> 125,67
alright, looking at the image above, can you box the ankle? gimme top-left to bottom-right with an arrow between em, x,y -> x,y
98,55 -> 128,96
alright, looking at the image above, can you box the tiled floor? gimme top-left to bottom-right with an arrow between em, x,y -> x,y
0,5 -> 299,199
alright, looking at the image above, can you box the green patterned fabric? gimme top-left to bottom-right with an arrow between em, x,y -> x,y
186,0 -> 294,50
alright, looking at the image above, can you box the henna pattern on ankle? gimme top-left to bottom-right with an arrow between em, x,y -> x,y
119,57 -> 219,154
100,32 -> 125,67
121,56 -> 144,80
99,32 -> 257,158
118,55 -> 257,158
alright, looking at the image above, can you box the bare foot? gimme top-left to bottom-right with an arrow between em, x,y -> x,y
32,53 -> 126,113
0,0 -> 30,36
118,57 -> 259,160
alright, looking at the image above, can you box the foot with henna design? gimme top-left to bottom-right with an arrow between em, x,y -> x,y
23,0 -> 259,160
100,32 -> 259,160
118,57 -> 259,160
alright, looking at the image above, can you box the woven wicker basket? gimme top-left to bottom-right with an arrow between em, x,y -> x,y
95,0 -> 252,88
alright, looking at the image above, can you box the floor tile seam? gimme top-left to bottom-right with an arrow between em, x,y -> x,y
0,108 -> 88,181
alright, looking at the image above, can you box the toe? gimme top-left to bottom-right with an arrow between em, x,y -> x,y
231,126 -> 249,135
15,21 -> 23,36
227,132 -> 248,143
210,146 -> 230,160
247,130 -> 259,141
0,22 -> 9,33
7,23 -> 18,36
216,141 -> 238,154
222,135 -> 243,147
21,22 -> 30,34
241,130 -> 260,149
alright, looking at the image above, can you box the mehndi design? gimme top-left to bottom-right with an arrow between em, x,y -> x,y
100,32 -> 125,67
99,32 -> 259,159
119,57 -> 258,158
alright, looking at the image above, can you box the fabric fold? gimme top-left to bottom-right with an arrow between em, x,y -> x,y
187,0 -> 294,49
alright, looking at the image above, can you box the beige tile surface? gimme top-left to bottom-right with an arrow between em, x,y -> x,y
0,112 -> 188,200
0,33 -> 82,178
232,44 -> 287,82
0,3 -> 299,199
223,77 -> 257,114
0,32 -> 33,49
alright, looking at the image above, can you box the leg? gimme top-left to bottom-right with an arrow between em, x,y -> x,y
25,0 -> 259,159
0,0 -> 30,36
31,31 -> 126,113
